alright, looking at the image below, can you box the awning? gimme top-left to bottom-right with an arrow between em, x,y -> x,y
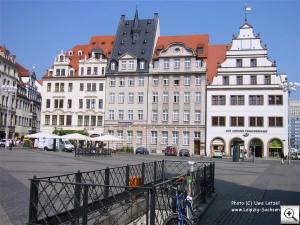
269,139 -> 282,148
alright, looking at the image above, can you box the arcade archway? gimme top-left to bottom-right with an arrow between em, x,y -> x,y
268,138 -> 283,158
249,138 -> 263,157
230,138 -> 245,156
210,138 -> 225,155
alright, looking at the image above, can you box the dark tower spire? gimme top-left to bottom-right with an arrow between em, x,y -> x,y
133,8 -> 139,29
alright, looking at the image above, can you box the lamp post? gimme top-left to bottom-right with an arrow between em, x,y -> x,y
0,85 -> 18,148
280,80 -> 300,164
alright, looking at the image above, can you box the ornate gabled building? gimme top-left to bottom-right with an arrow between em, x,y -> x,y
41,36 -> 114,136
104,10 -> 160,147
206,21 -> 288,158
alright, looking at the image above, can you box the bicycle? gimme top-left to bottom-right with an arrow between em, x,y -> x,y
163,176 -> 195,225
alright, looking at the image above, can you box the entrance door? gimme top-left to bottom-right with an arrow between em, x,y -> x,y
268,139 -> 283,158
249,139 -> 263,157
194,139 -> 200,155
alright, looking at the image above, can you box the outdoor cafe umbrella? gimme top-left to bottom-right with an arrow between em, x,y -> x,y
60,133 -> 91,141
25,132 -> 59,139
91,134 -> 122,151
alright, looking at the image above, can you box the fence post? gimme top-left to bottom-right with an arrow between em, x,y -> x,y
82,185 -> 89,225
208,164 -> 212,197
104,167 -> 110,198
202,165 -> 207,203
74,170 -> 82,223
126,164 -> 130,188
153,161 -> 157,182
28,176 -> 39,225
149,186 -> 156,225
141,162 -> 145,185
212,162 -> 215,193
161,160 -> 165,180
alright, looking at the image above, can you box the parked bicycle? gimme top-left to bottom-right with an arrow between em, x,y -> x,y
163,176 -> 195,225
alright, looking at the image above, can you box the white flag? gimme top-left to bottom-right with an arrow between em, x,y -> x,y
245,6 -> 252,11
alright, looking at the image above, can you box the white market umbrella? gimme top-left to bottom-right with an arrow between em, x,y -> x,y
91,134 -> 122,142
61,133 -> 91,141
25,132 -> 59,139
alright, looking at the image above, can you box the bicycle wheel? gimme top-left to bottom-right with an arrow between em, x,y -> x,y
163,213 -> 194,225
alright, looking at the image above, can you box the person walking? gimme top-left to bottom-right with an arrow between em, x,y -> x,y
280,150 -> 285,164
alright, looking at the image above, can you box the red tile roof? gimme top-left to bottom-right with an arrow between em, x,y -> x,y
37,80 -> 43,85
16,62 -> 30,77
153,35 -> 209,59
207,44 -> 229,84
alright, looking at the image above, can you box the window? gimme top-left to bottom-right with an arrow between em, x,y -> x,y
52,115 -> 57,125
79,99 -> 83,109
128,110 -> 133,120
121,61 -> 126,70
236,76 -> 243,85
138,92 -> 144,103
184,92 -> 190,103
268,95 -> 283,105
184,76 -> 190,86
118,110 -> 124,120
98,99 -> 103,109
269,117 -> 283,127
151,110 -> 157,122
138,110 -> 143,120
264,75 -> 271,85
163,92 -> 169,103
59,115 -> 64,126
84,116 -> 89,126
172,131 -> 179,144
230,117 -> 244,126
137,131 -> 142,144
196,59 -> 204,68
183,131 -> 190,145
212,116 -> 226,126
91,99 -> 96,109
174,59 -> 180,70
212,95 -> 226,105
109,93 -> 115,104
119,77 -> 125,86
59,99 -> 63,108
92,83 -> 96,92
87,83 -> 91,92
78,116 -> 83,126
87,67 -> 91,75
163,78 -> 169,86
184,59 -> 191,70
110,78 -> 116,87
80,67 -> 84,75
195,111 -> 201,122
111,62 -> 116,70
174,77 -> 180,86
93,67 -> 98,75
127,131 -> 133,144
47,83 -> 51,92
162,131 -> 168,145
56,69 -> 60,76
195,132 -> 201,139
250,59 -> 257,67
59,83 -> 64,92
68,83 -> 73,92
195,92 -> 201,103
128,78 -> 135,86
86,99 -> 90,109
249,117 -> 264,127
174,92 -> 179,103
46,99 -> 50,108
80,83 -> 84,91
70,70 -> 74,76
183,111 -> 190,122
249,95 -> 264,105
152,92 -> 158,103
173,110 -> 179,122
117,130 -> 123,139
128,92 -> 134,104
99,83 -> 104,91
97,116 -> 103,126
230,95 -> 244,105
66,115 -> 72,126
45,115 -> 50,125
236,59 -> 243,67
109,110 -> 114,120
90,116 -> 96,126
55,83 -> 59,92
138,77 -> 144,86
153,78 -> 159,86
140,61 -> 145,70
250,76 -> 257,85
223,76 -> 229,85
101,67 -> 105,74
118,92 -> 125,104
151,131 -> 157,145
54,99 -> 58,108
162,110 -> 168,122
164,59 -> 170,70
67,99 -> 72,108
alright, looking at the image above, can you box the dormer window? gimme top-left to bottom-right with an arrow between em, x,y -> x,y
140,61 -> 145,70
196,47 -> 204,54
78,51 -> 83,57
111,62 -> 116,70
59,55 -> 64,62
49,70 -> 53,76
129,60 -> 134,70
69,51 -> 73,56
174,48 -> 180,52
121,61 -> 126,70
70,70 -> 74,76
196,60 -> 204,68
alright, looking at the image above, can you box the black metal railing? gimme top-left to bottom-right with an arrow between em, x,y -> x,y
74,148 -> 112,157
28,160 -> 215,225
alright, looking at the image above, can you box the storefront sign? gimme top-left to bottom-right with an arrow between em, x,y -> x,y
225,129 -> 268,133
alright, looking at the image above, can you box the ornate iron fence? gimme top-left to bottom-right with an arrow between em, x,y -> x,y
74,148 -> 112,157
28,160 -> 215,225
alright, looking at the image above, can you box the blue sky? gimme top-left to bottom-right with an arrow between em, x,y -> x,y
0,0 -> 299,98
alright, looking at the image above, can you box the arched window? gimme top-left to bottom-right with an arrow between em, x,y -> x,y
111,62 -> 116,70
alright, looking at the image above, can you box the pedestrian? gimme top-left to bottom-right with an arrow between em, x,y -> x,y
9,139 -> 13,151
280,150 -> 285,164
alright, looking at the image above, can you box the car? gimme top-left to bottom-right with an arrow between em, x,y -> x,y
164,146 -> 177,156
135,147 -> 149,155
179,149 -> 190,157
212,150 -> 222,158
291,152 -> 300,160
0,139 -> 6,148
63,140 -> 74,152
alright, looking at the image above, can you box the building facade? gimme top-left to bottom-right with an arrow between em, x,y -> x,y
41,36 -> 114,136
289,100 -> 300,149
147,35 -> 207,155
206,21 -> 288,158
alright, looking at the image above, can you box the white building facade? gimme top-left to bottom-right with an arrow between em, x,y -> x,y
206,22 -> 288,158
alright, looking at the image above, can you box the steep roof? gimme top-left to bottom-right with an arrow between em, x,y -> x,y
16,62 -> 30,77
207,44 -> 229,84
37,80 -> 43,85
153,35 -> 209,58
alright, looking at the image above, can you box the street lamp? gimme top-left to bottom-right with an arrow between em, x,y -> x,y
0,85 -> 18,148
280,80 -> 300,164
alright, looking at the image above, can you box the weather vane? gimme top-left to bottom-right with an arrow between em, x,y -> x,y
244,4 -> 252,21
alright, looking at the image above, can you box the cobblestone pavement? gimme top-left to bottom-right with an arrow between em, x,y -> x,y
0,149 -> 299,225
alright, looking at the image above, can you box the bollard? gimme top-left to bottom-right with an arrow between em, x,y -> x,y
141,162 -> 145,185
104,167 -> 110,198
74,170 -> 82,224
